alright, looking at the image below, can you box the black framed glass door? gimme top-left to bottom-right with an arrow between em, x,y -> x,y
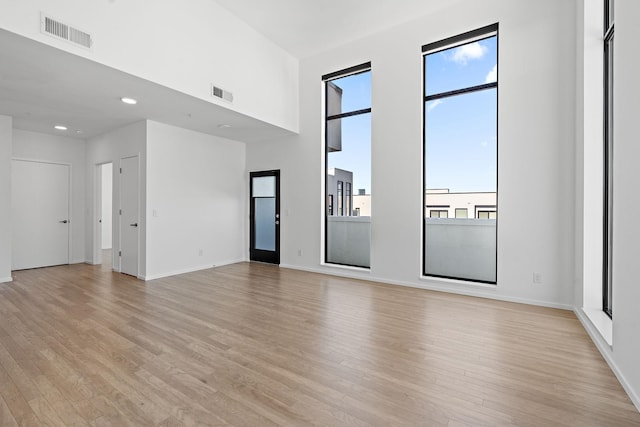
250,170 -> 280,264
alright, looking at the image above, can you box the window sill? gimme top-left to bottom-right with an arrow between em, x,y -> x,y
419,274 -> 497,289
583,307 -> 613,346
320,262 -> 370,273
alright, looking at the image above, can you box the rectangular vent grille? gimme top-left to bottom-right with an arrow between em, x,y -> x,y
211,85 -> 233,103
41,13 -> 92,49
69,27 -> 92,48
45,17 -> 68,39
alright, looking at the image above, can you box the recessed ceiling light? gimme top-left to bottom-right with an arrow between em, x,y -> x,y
217,124 -> 231,129
120,97 -> 137,105
54,125 -> 67,131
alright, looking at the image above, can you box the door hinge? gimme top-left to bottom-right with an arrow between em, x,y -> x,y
119,251 -> 122,257
120,167 -> 122,173
119,209 -> 122,215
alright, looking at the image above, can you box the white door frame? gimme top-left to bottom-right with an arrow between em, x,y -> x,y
11,157 -> 72,267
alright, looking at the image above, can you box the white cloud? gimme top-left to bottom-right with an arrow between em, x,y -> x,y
485,64 -> 497,83
450,42 -> 488,65
427,99 -> 443,112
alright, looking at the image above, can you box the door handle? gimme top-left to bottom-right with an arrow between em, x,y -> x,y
59,220 -> 69,224
130,223 -> 138,227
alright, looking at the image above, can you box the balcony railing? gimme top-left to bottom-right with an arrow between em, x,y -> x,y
425,218 -> 496,282
326,216 -> 496,282
327,216 -> 370,268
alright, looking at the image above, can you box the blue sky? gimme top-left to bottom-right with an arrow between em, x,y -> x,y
425,36 -> 497,192
327,72 -> 372,193
327,36 -> 497,194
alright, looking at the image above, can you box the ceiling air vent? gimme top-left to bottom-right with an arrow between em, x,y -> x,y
41,13 -> 93,49
211,84 -> 233,103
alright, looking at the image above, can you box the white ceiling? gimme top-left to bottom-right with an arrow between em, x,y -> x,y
1,1 -> 458,142
0,29 -> 294,142
213,0 -> 462,58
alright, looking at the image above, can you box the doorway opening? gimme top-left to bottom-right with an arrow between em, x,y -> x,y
95,162 -> 113,270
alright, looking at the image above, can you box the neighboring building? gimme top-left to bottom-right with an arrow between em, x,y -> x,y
327,168 -> 353,216
326,81 -> 343,153
425,189 -> 496,219
353,188 -> 371,216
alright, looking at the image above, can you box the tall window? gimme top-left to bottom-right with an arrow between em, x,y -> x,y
324,63 -> 371,268
603,0 -> 614,317
423,24 -> 498,283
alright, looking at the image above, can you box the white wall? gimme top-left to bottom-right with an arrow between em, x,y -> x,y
85,121 -> 147,275
145,121 -> 246,280
101,163 -> 112,249
247,0 -> 577,309
0,116 -> 12,282
577,0 -> 605,313
12,129 -> 86,264
0,0 -> 298,132
593,0 -> 640,410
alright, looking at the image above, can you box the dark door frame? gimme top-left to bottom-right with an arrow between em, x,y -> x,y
249,170 -> 280,264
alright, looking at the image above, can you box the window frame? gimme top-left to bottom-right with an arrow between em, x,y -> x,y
345,182 -> 352,217
422,23 -> 499,284
430,210 -> 449,219
603,0 -> 614,318
323,62 -> 372,268
337,180 -> 343,216
455,208 -> 468,219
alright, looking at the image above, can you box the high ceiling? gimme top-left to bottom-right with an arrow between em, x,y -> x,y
213,0 -> 462,57
0,1 -> 458,141
0,29 -> 294,142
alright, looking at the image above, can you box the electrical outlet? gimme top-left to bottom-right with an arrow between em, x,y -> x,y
533,272 -> 542,284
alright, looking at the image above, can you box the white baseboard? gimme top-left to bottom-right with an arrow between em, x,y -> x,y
0,276 -> 13,284
574,308 -> 640,412
279,263 -> 573,311
142,258 -> 244,281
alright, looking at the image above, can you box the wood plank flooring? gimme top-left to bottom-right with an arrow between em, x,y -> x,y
0,260 -> 638,426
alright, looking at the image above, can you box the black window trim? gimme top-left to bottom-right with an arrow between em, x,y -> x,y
324,62 -> 372,268
422,23 -> 498,54
337,180 -> 343,216
603,0 -> 614,318
422,23 -> 499,285
327,108 -> 372,121
322,62 -> 371,82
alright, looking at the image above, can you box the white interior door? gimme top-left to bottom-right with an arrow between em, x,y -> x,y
120,156 -> 139,277
11,160 -> 70,270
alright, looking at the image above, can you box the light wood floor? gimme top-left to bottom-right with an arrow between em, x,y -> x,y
0,261 -> 638,426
